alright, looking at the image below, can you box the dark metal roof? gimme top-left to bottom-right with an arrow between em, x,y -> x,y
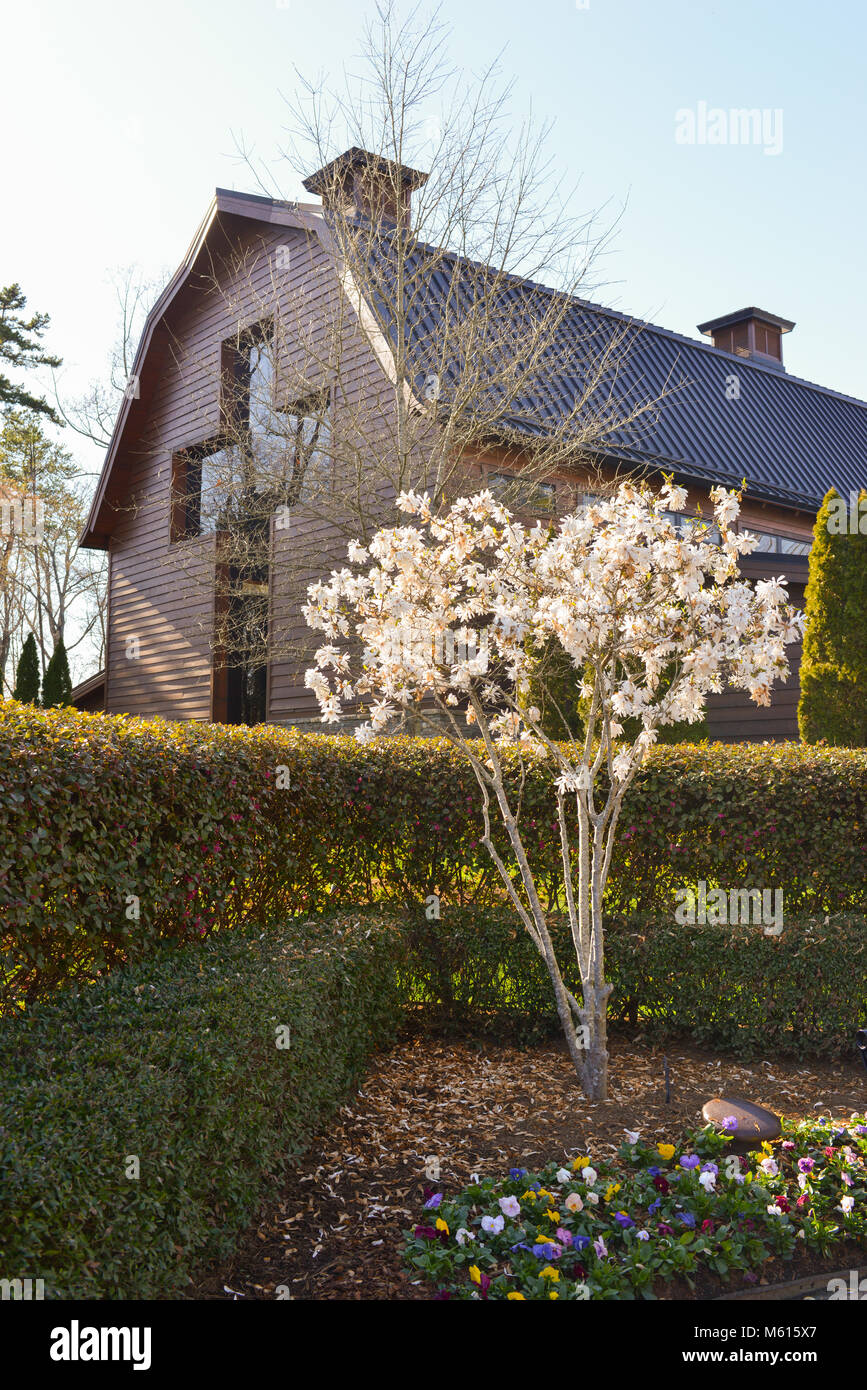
364,234 -> 867,512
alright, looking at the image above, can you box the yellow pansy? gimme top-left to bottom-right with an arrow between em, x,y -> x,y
603,1183 -> 621,1202
537,1189 -> 552,1200
549,1291 -> 559,1299
469,1265 -> 481,1285
521,1190 -> 537,1202
657,1143 -> 676,1161
435,1218 -> 449,1234
546,1209 -> 560,1222
507,1291 -> 525,1300
539,1266 -> 560,1281
572,1156 -> 590,1170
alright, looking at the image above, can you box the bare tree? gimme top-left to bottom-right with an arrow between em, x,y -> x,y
53,266 -> 166,461
123,2 -> 681,718
0,413 -> 106,691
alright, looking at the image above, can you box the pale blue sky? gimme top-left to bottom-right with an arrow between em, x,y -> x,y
3,0 -> 866,478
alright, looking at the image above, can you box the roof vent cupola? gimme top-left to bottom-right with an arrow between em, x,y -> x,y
302,147 -> 428,228
697,306 -> 795,371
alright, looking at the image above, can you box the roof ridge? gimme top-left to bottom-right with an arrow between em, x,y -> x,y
369,228 -> 867,412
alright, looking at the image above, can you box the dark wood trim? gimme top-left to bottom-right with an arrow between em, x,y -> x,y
210,546 -> 231,723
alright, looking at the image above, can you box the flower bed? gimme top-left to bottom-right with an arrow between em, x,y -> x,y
404,1113 -> 867,1299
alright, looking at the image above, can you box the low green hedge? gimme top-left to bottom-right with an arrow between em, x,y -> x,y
4,699 -> 867,1010
403,907 -> 867,1059
0,912 -> 403,1299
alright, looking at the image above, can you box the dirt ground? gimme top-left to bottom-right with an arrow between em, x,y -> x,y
187,1023 -> 867,1301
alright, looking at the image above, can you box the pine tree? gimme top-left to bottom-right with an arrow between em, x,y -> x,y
0,284 -> 62,422
798,488 -> 867,745
42,638 -> 72,708
13,632 -> 41,704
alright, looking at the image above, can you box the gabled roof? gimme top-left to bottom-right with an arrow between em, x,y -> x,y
82,190 -> 867,547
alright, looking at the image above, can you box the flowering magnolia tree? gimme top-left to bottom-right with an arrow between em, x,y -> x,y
304,480 -> 803,1100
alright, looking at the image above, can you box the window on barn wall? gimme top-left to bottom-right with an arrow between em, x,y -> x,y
662,510 -> 721,544
173,322 -> 335,727
489,471 -> 555,514
779,535 -> 812,555
170,443 -> 238,540
199,321 -> 280,726
280,389 -> 332,505
738,525 -> 812,556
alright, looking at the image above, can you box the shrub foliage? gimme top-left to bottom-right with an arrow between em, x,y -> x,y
799,487 -> 867,745
0,912 -> 403,1299
404,906 -> 866,1058
3,701 -> 867,1011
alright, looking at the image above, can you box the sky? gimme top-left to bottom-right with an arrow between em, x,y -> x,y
3,0 -> 866,483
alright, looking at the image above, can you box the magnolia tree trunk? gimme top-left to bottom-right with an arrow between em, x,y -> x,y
479,743 -> 619,1103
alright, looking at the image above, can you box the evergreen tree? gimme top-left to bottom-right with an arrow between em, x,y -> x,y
798,488 -> 867,745
0,284 -> 62,422
42,638 -> 72,708
13,632 -> 40,704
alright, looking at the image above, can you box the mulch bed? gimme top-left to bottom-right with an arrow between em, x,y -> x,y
186,1021 -> 867,1301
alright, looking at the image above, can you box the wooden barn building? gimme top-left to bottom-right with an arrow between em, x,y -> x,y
76,149 -> 867,740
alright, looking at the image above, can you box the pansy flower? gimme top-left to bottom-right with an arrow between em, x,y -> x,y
481,1214 -> 504,1235
532,1241 -> 562,1259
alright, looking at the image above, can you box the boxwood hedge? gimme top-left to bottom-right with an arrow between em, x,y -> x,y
3,701 -> 867,1011
0,912 -> 403,1299
402,906 -> 867,1059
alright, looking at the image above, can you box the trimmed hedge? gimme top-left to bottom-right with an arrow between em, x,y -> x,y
0,912 -> 403,1299
403,907 -> 867,1059
4,700 -> 867,1009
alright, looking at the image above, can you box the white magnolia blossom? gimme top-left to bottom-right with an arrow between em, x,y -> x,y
304,481 -> 800,757
303,480 -> 802,1101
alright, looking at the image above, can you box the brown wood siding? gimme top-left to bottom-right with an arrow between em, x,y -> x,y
104,219 -> 331,721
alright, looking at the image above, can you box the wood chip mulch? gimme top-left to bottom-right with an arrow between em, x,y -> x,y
186,1023 -> 867,1301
